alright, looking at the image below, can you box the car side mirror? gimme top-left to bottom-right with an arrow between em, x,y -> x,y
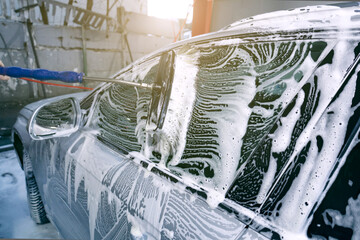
29,97 -> 81,139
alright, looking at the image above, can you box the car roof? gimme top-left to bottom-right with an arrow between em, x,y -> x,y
176,2 -> 360,47
222,2 -> 360,32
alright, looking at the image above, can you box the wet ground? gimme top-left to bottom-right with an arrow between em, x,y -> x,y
0,147 -> 60,239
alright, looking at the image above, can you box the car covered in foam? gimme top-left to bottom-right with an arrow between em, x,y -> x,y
12,2 -> 360,239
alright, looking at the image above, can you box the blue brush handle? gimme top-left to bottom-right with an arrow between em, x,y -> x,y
0,66 -> 84,83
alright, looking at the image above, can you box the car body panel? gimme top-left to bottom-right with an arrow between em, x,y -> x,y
12,3 -> 360,240
30,130 -> 246,239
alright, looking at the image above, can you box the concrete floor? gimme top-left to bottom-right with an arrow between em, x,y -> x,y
0,147 -> 60,239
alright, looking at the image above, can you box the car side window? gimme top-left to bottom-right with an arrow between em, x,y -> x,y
142,38 -> 336,200
88,56 -> 160,154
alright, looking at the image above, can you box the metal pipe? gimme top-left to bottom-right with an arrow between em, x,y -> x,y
82,76 -> 157,90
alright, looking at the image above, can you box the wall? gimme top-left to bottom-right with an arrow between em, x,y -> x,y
0,0 -> 147,23
0,20 -> 35,142
0,0 -> 179,142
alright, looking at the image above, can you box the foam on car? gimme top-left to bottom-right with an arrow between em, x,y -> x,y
143,47 -> 198,166
156,39 -> 334,209
270,49 -> 358,231
45,4 -> 360,239
224,4 -> 360,32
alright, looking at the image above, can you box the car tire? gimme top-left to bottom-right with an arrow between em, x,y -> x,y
23,151 -> 49,224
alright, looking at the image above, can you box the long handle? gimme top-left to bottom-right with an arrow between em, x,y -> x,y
0,66 -> 83,83
0,66 -> 156,89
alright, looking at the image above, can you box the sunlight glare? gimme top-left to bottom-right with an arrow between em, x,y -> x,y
147,0 -> 193,20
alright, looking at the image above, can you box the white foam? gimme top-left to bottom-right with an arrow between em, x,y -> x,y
321,193 -> 360,238
63,135 -> 124,240
143,47 -> 198,165
127,213 -> 143,237
225,4 -> 360,35
271,41 -> 358,233
270,89 -> 305,153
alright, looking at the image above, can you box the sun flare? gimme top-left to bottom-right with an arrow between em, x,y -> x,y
147,0 -> 193,20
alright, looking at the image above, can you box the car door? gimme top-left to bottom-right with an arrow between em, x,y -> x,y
123,47 -> 249,239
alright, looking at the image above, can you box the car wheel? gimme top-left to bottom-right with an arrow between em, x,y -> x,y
23,151 -> 49,224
